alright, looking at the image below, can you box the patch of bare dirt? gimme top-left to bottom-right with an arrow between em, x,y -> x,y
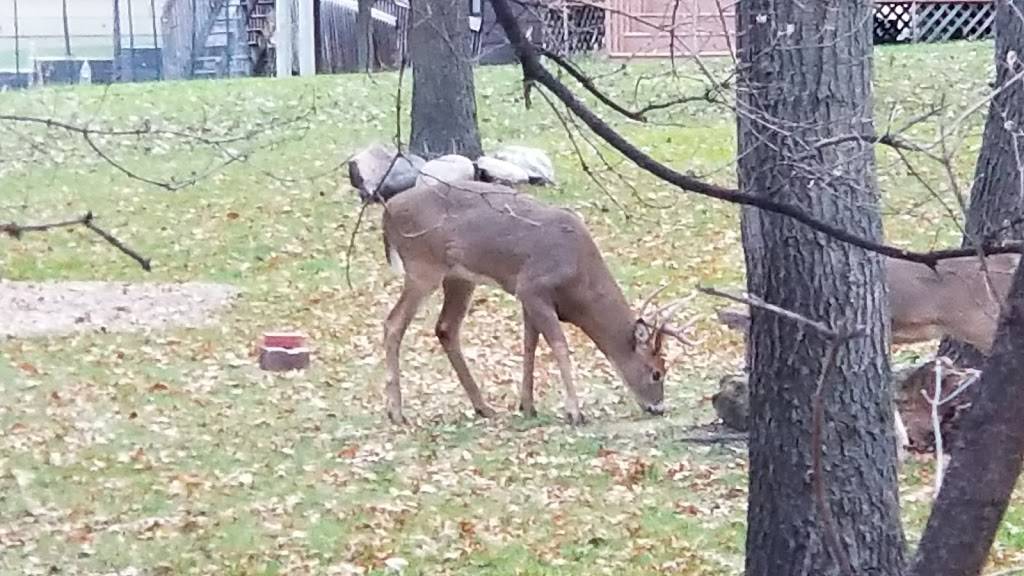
0,280 -> 239,338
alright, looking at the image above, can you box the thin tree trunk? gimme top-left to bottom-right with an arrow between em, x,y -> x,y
409,0 -> 483,159
61,0 -> 72,56
910,3 -> 1024,574
113,0 -> 123,81
736,1 -> 905,574
910,262 -> 1024,576
356,0 -> 374,71
313,0 -> 324,72
937,0 -> 1024,369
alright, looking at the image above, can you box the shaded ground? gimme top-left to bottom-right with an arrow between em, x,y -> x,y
0,281 -> 238,338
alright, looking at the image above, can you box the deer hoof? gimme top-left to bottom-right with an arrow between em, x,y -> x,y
387,408 -> 409,426
564,410 -> 587,426
519,403 -> 538,418
474,405 -> 498,418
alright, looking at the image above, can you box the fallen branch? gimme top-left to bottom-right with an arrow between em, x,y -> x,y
1,212 -> 151,271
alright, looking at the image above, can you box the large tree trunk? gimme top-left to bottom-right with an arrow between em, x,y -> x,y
736,2 -> 905,574
938,1 -> 1024,369
356,0 -> 374,71
409,0 -> 483,159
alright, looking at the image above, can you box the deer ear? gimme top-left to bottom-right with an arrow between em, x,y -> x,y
633,319 -> 654,349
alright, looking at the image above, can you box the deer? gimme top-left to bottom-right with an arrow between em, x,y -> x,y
714,253 -> 1020,460
715,253 -> 1020,355
378,180 -> 695,425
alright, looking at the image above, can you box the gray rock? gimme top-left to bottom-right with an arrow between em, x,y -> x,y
348,144 -> 425,203
492,145 -> 556,185
416,154 -> 476,187
712,373 -> 749,432
475,156 -> 531,185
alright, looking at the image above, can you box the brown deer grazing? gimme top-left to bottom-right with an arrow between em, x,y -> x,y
713,253 -> 1019,460
379,180 -> 694,425
716,253 -> 1021,355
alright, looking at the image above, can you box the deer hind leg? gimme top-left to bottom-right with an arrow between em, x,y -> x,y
383,276 -> 436,425
521,295 -> 584,425
519,312 -> 539,418
435,277 -> 496,418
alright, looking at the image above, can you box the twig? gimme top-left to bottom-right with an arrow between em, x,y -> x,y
344,202 -> 370,290
697,285 -> 864,340
487,0 -> 1024,267
919,357 -> 981,496
538,47 -> 720,122
931,356 -> 947,494
811,340 -> 856,576
2,212 -> 151,270
345,31 -> 410,289
699,282 -> 862,576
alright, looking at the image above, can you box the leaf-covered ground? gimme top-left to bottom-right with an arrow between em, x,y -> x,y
2,42 -> 1023,575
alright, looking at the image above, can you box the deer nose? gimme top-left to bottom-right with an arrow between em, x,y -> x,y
645,402 -> 666,416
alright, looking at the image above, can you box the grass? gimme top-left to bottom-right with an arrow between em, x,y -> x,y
0,40 -> 1020,575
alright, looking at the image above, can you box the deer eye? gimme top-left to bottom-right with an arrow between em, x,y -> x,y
652,370 -> 663,382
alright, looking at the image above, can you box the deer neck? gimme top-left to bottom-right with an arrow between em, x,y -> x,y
570,284 -> 637,369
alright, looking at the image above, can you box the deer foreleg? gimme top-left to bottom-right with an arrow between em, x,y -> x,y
383,279 -> 434,424
436,278 -> 496,418
522,297 -> 585,425
520,314 -> 539,418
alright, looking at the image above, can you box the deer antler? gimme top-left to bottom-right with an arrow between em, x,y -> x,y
637,283 -> 671,321
659,315 -> 702,347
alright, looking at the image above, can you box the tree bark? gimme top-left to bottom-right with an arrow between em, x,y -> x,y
910,263 -> 1024,576
736,2 -> 905,575
937,0 -> 1024,369
409,0 -> 483,159
356,0 -> 375,71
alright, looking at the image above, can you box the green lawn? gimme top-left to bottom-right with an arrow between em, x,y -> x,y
0,41 -> 1019,575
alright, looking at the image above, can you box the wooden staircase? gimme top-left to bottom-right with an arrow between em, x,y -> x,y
192,0 -> 252,78
246,0 -> 277,76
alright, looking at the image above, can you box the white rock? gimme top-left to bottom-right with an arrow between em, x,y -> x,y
416,154 -> 475,187
475,156 -> 531,185
492,145 -> 555,185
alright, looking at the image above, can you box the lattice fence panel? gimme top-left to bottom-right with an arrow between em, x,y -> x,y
542,4 -> 605,55
875,2 -> 994,44
913,2 -> 994,42
875,3 -> 913,44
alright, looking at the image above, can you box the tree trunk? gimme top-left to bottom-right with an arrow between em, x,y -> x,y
313,0 -> 324,72
61,0 -> 72,56
409,0 -> 483,160
736,2 -> 905,575
113,0 -> 123,81
910,3 -> 1024,574
937,0 -> 1024,369
910,262 -> 1024,576
356,0 -> 374,71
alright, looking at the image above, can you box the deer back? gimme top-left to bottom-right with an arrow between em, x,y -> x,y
886,253 -> 1019,353
382,181 -> 619,303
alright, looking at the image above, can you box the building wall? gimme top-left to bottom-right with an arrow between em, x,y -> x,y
0,0 -> 162,71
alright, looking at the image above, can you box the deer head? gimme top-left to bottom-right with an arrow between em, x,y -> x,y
620,288 -> 700,414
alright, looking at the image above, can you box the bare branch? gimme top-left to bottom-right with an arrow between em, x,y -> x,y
697,285 -> 864,340
2,212 -> 151,270
487,0 -> 1024,266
